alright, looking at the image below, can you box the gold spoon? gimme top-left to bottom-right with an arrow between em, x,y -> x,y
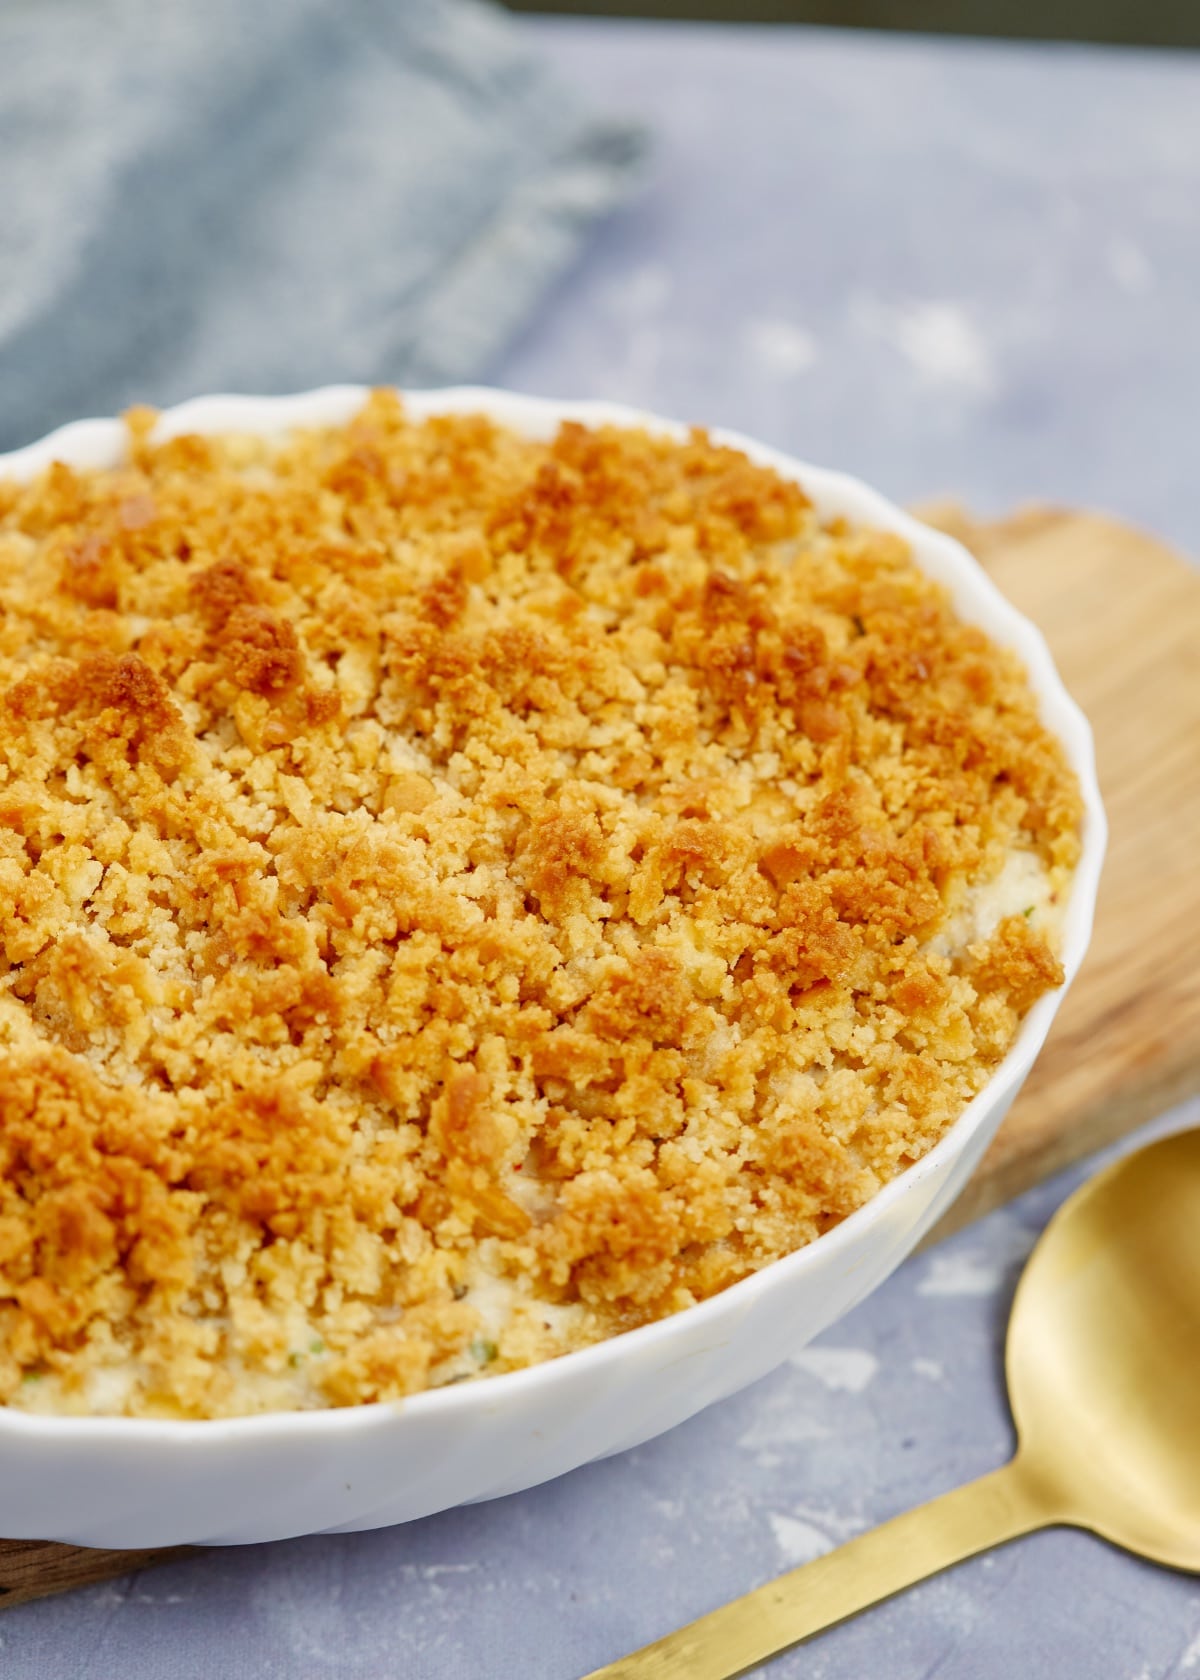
583,1126 -> 1200,1680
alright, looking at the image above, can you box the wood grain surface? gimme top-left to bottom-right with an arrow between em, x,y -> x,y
3,504 -> 1197,1608
0,1541 -> 193,1611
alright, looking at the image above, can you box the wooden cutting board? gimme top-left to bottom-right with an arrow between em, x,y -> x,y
2,504 -> 1198,1610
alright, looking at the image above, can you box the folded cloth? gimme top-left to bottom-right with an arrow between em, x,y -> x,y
0,0 -> 646,451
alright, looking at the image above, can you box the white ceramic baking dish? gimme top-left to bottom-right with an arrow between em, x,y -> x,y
0,387 -> 1105,1547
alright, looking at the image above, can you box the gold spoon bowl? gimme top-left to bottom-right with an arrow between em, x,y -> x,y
586,1126 -> 1200,1679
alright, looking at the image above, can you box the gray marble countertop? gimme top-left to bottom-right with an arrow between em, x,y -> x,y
5,18 -> 1200,1679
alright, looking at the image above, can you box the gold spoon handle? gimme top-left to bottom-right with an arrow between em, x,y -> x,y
581,1458 -> 1059,1680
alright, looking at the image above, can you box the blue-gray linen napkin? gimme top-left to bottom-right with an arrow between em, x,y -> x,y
0,0 -> 646,451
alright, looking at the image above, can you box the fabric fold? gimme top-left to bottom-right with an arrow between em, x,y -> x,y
0,0 -> 647,449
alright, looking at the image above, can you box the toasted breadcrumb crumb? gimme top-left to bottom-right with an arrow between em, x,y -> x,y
0,394 -> 1080,1416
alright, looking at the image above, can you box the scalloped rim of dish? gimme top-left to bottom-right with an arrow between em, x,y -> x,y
0,384 -> 1107,1441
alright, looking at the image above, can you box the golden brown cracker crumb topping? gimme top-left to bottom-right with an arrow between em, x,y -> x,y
0,393 -> 1080,1416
